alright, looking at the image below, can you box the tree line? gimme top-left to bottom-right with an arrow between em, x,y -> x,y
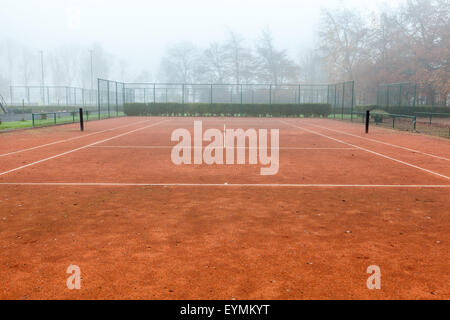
157,29 -> 304,85
1,0 -> 448,106
320,0 -> 449,105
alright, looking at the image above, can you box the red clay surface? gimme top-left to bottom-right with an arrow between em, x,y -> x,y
0,116 -> 449,300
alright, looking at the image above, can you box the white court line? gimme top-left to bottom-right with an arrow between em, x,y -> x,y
88,145 -> 358,150
0,119 -> 168,177
0,118 -> 154,158
279,119 -> 450,181
0,182 -> 449,188
306,122 -> 450,162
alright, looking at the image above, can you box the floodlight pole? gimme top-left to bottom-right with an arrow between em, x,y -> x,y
90,50 -> 94,104
40,51 -> 45,104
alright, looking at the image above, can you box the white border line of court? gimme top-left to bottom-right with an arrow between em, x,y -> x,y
0,118 -> 154,158
279,119 -> 450,181
0,119 -> 168,177
306,122 -> 450,162
88,145 -> 358,151
0,182 -> 449,188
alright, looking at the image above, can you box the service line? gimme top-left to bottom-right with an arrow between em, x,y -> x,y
279,119 -> 450,181
0,119 -> 168,177
0,118 -> 154,158
306,121 -> 450,162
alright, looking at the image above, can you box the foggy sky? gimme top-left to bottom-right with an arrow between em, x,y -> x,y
1,0 -> 404,81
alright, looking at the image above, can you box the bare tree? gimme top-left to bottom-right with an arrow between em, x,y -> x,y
158,42 -> 200,83
20,47 -> 35,86
224,31 -> 255,84
255,28 -> 299,84
319,8 -> 371,81
200,42 -> 229,83
298,50 -> 328,83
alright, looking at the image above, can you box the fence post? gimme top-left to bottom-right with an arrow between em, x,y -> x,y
269,84 -> 272,106
240,84 -> 243,105
122,83 -> 126,115
386,85 -> 390,112
413,82 -> 417,113
298,85 -> 301,106
182,84 -> 185,115
351,81 -> 355,121
341,83 -> 345,119
116,82 -> 119,116
97,79 -> 101,119
334,84 -> 337,118
32,113 -> 35,127
107,80 -> 110,118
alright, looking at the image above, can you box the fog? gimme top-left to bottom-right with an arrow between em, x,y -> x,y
1,0 -> 395,86
3,0 -> 448,108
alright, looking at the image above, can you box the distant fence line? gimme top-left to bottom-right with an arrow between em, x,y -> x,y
377,82 -> 449,109
97,79 -> 355,118
9,86 -> 98,107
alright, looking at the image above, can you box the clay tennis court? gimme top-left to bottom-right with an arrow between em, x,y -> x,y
0,116 -> 449,300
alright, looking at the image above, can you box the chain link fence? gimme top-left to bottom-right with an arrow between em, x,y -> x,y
116,81 -> 354,118
9,86 -> 98,108
123,83 -> 334,105
98,79 -> 126,119
377,82 -> 449,110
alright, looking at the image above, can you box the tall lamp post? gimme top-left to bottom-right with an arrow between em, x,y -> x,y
40,50 -> 45,105
89,50 -> 94,105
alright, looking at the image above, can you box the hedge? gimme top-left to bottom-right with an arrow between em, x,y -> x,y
124,103 -> 332,118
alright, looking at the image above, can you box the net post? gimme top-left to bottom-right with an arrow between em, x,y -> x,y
365,110 -> 370,134
79,108 -> 84,131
